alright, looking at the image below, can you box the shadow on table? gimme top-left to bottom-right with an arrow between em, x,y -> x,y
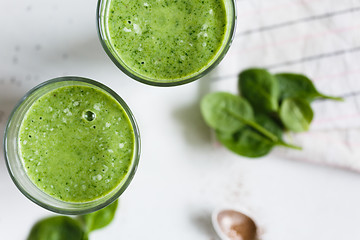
172,74 -> 214,148
190,209 -> 220,240
0,93 -> 19,176
0,79 -> 24,153
41,36 -> 110,69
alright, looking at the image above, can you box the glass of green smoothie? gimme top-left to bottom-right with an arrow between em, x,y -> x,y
97,0 -> 236,86
4,77 -> 140,214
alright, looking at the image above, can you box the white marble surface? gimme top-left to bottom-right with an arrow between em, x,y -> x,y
1,0 -> 360,239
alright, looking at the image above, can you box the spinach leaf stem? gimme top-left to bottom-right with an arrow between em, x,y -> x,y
226,109 -> 278,142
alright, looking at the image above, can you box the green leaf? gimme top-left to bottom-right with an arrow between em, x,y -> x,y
216,128 -> 275,158
275,73 -> 343,103
200,92 -> 281,142
80,199 -> 118,233
200,92 -> 254,133
27,216 -> 85,240
238,68 -> 279,113
254,113 -> 283,140
254,113 -> 301,150
280,98 -> 314,132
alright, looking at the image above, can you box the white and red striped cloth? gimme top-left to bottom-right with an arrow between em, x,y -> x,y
210,0 -> 360,171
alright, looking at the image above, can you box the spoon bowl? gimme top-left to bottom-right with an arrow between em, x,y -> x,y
212,208 -> 258,240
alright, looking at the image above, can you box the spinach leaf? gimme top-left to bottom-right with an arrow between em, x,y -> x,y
200,92 -> 254,133
254,113 -> 301,150
27,216 -> 85,240
216,128 -> 275,158
216,115 -> 301,158
199,68 -> 343,158
201,92 -> 280,142
280,98 -> 314,132
254,113 -> 283,139
80,199 -> 118,233
275,73 -> 343,102
238,68 -> 279,113
27,200 -> 119,240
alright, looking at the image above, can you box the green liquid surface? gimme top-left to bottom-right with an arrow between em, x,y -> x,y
19,85 -> 135,203
107,0 -> 227,82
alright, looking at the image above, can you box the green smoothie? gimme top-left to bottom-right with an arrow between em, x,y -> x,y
106,0 -> 228,82
18,85 -> 135,203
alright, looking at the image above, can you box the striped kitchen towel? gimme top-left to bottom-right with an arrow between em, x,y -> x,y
209,0 -> 360,171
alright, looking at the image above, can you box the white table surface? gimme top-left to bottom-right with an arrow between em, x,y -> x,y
1,0 -> 360,239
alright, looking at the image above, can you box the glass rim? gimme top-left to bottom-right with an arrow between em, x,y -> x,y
3,76 -> 141,215
96,0 -> 237,87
